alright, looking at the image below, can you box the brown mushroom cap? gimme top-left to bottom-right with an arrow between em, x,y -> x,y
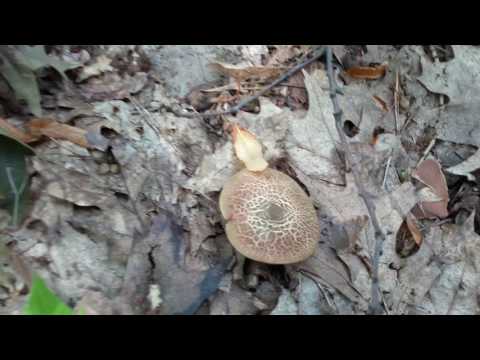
219,168 -> 320,264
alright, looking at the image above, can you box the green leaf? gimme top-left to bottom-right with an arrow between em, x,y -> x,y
0,130 -> 34,227
23,275 -> 74,315
0,45 -> 82,116
12,45 -> 82,80
0,52 -> 42,117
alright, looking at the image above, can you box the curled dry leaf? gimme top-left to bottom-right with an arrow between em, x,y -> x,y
345,64 -> 387,80
406,213 -> 423,246
26,118 -> 90,148
412,159 -> 449,219
231,124 -> 268,172
265,45 -> 299,66
372,95 -> 389,112
446,148 -> 480,181
77,55 -> 114,82
0,117 -> 37,144
209,62 -> 285,82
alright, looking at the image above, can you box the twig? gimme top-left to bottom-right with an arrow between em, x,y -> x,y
393,71 -> 400,135
325,47 -> 387,315
417,136 -> 437,166
299,269 -> 336,311
382,156 -> 392,190
6,167 -> 28,228
430,46 -> 444,107
171,46 -> 327,118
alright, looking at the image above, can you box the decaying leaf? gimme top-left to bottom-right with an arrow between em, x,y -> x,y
73,290 -> 115,315
446,148 -> 480,181
396,213 -> 423,258
26,118 -> 89,148
231,124 -> 268,172
146,214 -> 233,315
270,288 -> 298,315
286,69 -> 344,185
345,64 -> 387,80
0,45 -> 81,117
395,213 -> 480,315
412,159 -> 449,219
0,51 -> 42,116
417,46 -> 480,146
0,117 -> 36,144
209,62 -> 285,82
77,55 -> 114,82
372,95 -> 389,112
209,282 -> 258,315
265,45 -> 299,66
9,45 -> 81,80
0,127 -> 35,226
406,213 -> 423,246
79,72 -> 148,101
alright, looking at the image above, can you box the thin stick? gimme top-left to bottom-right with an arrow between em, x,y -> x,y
299,270 -> 336,311
6,167 -> 27,228
172,46 -> 327,118
393,71 -> 400,135
325,47 -> 386,315
417,136 -> 437,166
382,156 -> 392,190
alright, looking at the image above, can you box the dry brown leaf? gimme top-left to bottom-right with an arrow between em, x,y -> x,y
209,62 -> 285,82
345,64 -> 387,80
26,118 -> 89,148
0,117 -> 38,143
265,45 -> 299,66
77,55 -> 114,82
412,159 -> 449,219
406,213 -> 423,246
372,95 -> 389,112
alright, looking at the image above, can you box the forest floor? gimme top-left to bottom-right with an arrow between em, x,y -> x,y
0,45 -> 479,315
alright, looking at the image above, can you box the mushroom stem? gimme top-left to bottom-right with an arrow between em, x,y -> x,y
232,252 -> 246,281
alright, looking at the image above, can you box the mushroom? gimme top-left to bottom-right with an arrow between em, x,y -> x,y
219,125 -> 320,264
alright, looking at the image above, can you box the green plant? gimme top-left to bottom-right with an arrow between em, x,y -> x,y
23,275 -> 74,315
0,128 -> 35,227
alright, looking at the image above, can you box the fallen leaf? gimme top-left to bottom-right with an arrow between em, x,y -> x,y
265,45 -> 299,66
209,62 -> 285,82
297,243 -> 369,312
413,213 -> 480,314
148,213 -> 233,315
77,55 -> 114,82
10,45 -> 81,80
372,95 -> 389,112
23,275 -> 74,315
0,46 -> 81,117
26,118 -> 89,148
417,46 -> 480,146
345,64 -> 387,80
209,282 -> 257,315
412,159 -> 449,219
0,127 -> 34,226
79,72 -> 148,101
286,69 -> 344,185
446,148 -> 480,181
73,290 -> 114,315
269,288 -> 298,315
185,97 -> 290,195
0,117 -> 37,144
406,212 -> 423,246
0,51 -> 42,116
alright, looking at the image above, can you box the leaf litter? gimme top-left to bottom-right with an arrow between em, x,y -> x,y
1,45 -> 480,315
